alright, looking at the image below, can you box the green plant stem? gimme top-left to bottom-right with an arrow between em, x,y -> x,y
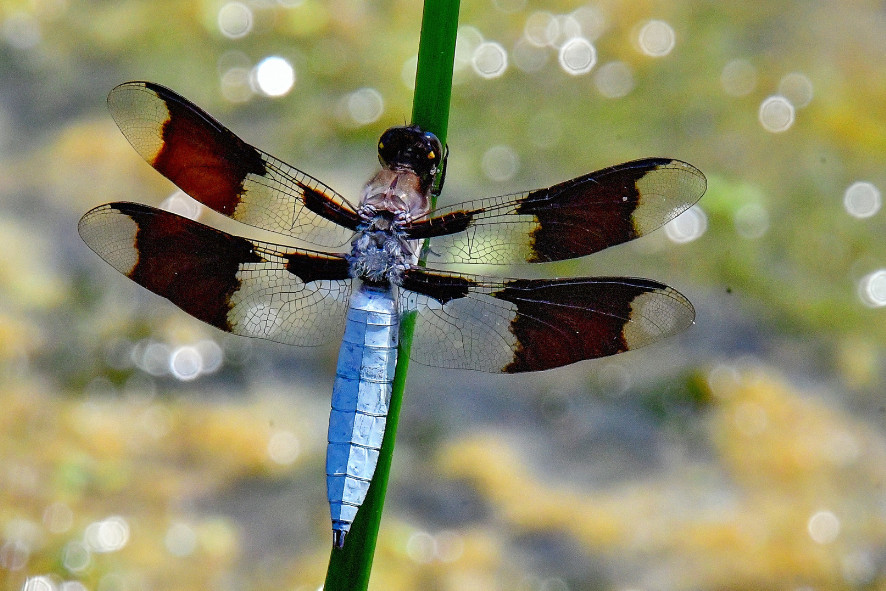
323,1 -> 460,589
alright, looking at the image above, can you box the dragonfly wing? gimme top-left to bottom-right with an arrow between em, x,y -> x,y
79,202 -> 353,346
399,267 -> 695,373
107,81 -> 361,247
408,158 -> 706,265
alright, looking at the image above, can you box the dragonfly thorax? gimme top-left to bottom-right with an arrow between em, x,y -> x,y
359,168 -> 431,222
351,147 -> 433,284
348,221 -> 414,284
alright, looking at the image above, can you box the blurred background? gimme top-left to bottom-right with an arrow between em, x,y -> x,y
2,0 -> 885,589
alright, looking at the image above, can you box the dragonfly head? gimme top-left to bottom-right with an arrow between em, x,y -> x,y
377,125 -> 443,192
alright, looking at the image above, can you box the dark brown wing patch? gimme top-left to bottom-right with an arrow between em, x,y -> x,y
399,268 -> 475,305
403,209 -> 477,240
298,181 -> 362,232
492,278 -> 691,372
104,202 -> 262,330
516,159 -> 671,262
143,82 -> 267,216
286,251 -> 352,284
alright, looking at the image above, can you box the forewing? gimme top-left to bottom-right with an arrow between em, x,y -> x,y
399,268 -> 694,373
107,81 -> 361,247
407,158 -> 706,265
78,202 -> 353,347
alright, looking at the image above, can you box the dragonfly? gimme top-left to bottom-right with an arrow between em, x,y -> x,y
79,81 -> 707,549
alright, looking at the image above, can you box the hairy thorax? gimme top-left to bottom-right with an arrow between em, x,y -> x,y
348,167 -> 430,284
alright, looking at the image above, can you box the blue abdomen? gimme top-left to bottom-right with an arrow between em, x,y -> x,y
326,283 -> 399,548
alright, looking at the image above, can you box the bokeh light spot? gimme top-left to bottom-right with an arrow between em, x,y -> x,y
707,363 -> 740,399
165,523 -> 198,557
637,20 -> 675,57
220,67 -> 253,103
218,51 -> 253,102
196,339 -> 223,374
435,530 -> 464,562
217,49 -> 251,73
472,41 -> 508,78
858,269 -> 886,308
558,37 -> 596,75
85,516 -> 130,553
346,87 -> 384,125
778,72 -> 813,108
734,202 -> 770,239
842,550 -> 877,586
824,429 -> 860,465
406,531 -> 436,564
455,25 -> 484,71
1,539 -> 30,571
62,541 -> 90,572
570,6 -> 606,41
721,59 -> 757,97
43,502 -> 74,534
481,145 -> 520,182
665,205 -> 707,243
134,340 -> 171,377
268,430 -> 301,465
758,95 -> 795,132
254,56 -> 295,98
170,345 -> 203,381
594,61 -> 634,98
217,2 -> 252,39
807,510 -> 840,544
843,181 -> 881,219
524,11 -> 557,47
553,15 -> 583,47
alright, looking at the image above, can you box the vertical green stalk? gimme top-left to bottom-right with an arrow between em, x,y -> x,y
323,1 -> 460,589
